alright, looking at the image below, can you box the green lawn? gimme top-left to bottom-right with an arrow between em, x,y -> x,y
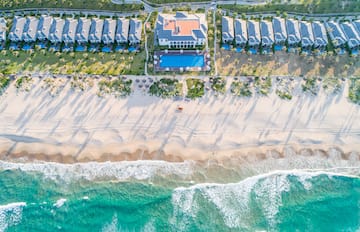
0,0 -> 143,11
0,49 -> 145,75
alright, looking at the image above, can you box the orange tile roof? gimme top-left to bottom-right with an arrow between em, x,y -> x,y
163,19 -> 200,36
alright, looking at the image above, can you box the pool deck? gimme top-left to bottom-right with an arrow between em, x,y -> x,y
154,50 -> 210,72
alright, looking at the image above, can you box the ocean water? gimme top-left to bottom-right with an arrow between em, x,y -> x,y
0,160 -> 360,232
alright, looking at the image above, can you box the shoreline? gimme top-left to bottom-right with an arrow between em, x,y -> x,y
1,142 -> 359,164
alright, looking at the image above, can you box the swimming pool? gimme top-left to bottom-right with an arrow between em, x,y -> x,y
160,54 -> 204,68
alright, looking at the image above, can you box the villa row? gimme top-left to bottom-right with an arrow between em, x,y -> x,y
0,16 -> 142,51
222,16 -> 360,53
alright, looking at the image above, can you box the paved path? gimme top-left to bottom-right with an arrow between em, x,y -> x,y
144,12 -> 152,76
212,8 -> 218,76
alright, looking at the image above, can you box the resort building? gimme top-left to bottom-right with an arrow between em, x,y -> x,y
222,16 -> 234,43
326,21 -> 347,48
76,18 -> 91,44
260,20 -> 274,48
89,18 -> 104,44
312,21 -> 328,49
299,21 -> 314,49
155,12 -> 207,48
36,15 -> 53,41
62,18 -> 78,44
128,19 -> 142,45
286,19 -> 301,47
9,16 -> 26,42
23,17 -> 39,42
247,20 -> 261,48
341,22 -> 360,50
48,18 -> 65,43
102,18 -> 116,44
234,19 -> 247,47
0,18 -> 7,42
272,17 -> 287,45
115,18 -> 129,44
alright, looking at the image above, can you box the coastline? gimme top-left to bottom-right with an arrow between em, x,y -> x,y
1,141 -> 359,164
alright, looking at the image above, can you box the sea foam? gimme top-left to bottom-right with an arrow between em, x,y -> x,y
0,160 -> 196,183
170,170 -> 360,230
0,202 -> 26,232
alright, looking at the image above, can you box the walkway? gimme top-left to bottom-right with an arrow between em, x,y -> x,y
213,8 -> 218,76
144,12 -> 152,76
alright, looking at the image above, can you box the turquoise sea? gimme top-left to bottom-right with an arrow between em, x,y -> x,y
0,160 -> 359,232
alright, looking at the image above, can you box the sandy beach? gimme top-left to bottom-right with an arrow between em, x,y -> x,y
0,76 -> 359,163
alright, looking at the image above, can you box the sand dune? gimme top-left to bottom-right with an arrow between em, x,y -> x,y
0,77 -> 359,163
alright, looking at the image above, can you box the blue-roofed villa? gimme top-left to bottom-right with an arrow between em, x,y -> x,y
37,15 -> 52,41
102,18 -> 116,52
299,21 -> 314,50
62,18 -> 77,52
222,16 -> 234,44
260,20 -> 274,53
234,19 -> 247,50
326,21 -> 347,48
75,18 -> 91,51
341,22 -> 360,51
272,17 -> 287,51
23,17 -> 39,43
88,18 -> 104,52
286,19 -> 301,48
247,20 -> 260,53
312,21 -> 328,50
48,17 -> 65,44
9,16 -> 26,42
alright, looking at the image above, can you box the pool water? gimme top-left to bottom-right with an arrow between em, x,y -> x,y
274,44 -> 283,51
160,54 -> 204,68
102,46 -> 112,52
221,44 -> 231,50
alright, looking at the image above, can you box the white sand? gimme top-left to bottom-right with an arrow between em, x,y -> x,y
0,76 -> 359,162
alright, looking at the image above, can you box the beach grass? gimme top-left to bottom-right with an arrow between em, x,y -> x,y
15,76 -> 33,92
186,78 -> 205,99
348,78 -> 360,105
42,77 -> 66,97
210,77 -> 226,94
217,50 -> 360,78
70,76 -> 94,92
302,77 -> 320,96
254,76 -> 272,96
230,80 -> 252,97
97,78 -> 133,98
149,78 -> 183,98
322,77 -> 343,94
0,75 -> 10,95
0,49 -> 145,76
276,79 -> 294,100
